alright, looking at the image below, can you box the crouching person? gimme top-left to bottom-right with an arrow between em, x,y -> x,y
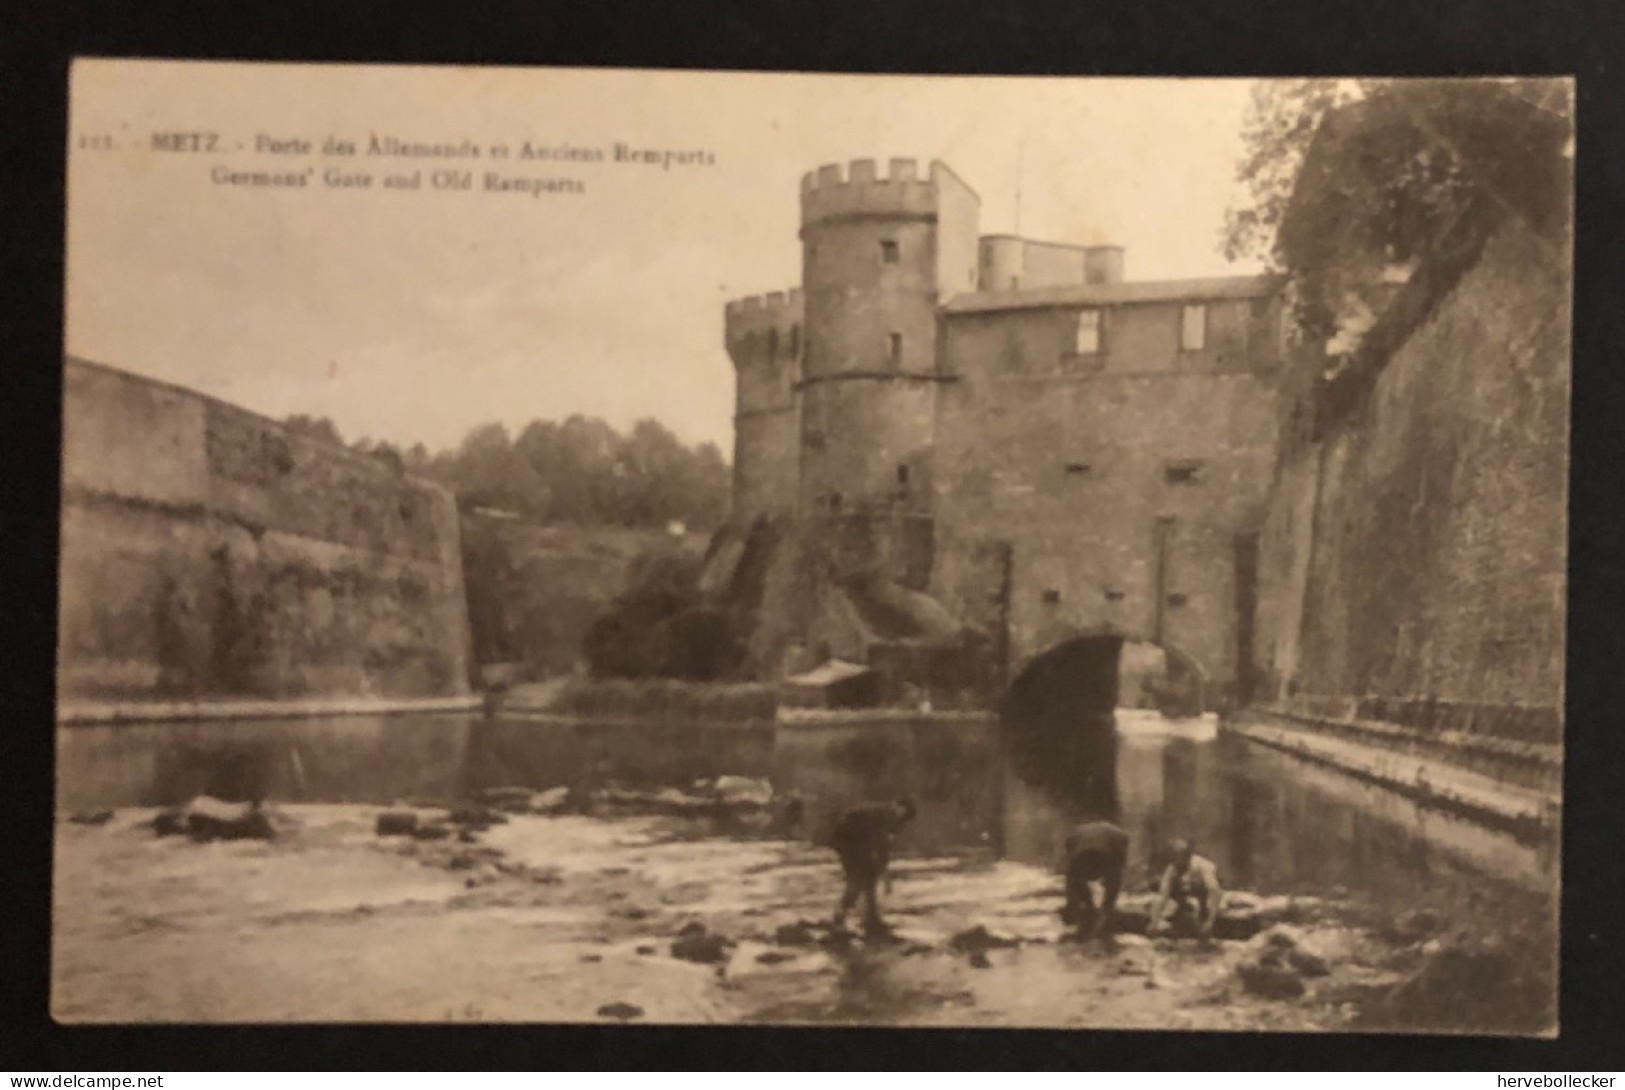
1060,821 -> 1130,940
1148,838 -> 1224,938
829,798 -> 916,937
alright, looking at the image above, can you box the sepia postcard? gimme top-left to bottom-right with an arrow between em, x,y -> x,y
55,60 -> 1571,1032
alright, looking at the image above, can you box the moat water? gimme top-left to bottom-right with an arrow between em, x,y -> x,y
53,709 -> 1560,1029
57,709 -> 1557,904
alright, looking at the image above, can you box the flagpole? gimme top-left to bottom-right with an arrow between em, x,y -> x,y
1015,138 -> 1025,238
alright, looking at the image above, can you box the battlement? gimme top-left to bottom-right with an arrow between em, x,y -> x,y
725,288 -> 804,318
725,287 -> 805,365
800,157 -> 940,228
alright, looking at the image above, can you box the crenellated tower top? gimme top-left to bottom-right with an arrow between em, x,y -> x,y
799,158 -> 947,233
724,288 -> 805,369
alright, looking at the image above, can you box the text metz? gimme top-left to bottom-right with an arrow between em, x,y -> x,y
151,132 -> 220,153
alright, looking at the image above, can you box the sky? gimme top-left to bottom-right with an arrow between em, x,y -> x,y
66,62 -> 1265,455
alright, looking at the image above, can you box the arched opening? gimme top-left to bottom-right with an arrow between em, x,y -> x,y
999,632 -> 1125,821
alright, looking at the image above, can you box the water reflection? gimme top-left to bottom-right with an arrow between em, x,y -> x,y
55,715 -> 479,811
57,710 -> 1557,919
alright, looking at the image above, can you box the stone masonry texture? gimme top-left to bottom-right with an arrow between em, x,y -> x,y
1252,219 -> 1569,744
58,358 -> 474,703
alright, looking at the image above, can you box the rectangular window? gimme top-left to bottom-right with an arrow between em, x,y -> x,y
1041,589 -> 1061,605
880,240 -> 900,264
1075,309 -> 1102,355
896,464 -> 910,485
1181,304 -> 1207,351
888,332 -> 903,368
1104,589 -> 1126,602
1064,462 -> 1092,477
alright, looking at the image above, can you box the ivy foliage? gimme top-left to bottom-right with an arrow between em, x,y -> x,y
1223,79 -> 1573,347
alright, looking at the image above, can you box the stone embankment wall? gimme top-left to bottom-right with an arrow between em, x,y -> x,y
57,358 -> 474,709
1249,217 -> 1569,788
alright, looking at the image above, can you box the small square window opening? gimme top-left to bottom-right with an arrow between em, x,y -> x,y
1181,304 -> 1207,352
1075,309 -> 1102,355
1041,589 -> 1061,605
880,240 -> 900,264
1165,461 -> 1204,486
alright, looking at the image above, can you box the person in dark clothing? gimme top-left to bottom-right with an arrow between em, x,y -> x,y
829,798 -> 916,935
1060,821 -> 1130,939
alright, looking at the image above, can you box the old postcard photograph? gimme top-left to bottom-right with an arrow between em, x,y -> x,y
55,61 -> 1570,1032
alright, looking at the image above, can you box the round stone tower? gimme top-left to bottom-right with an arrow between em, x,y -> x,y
797,158 -> 980,516
724,289 -> 803,521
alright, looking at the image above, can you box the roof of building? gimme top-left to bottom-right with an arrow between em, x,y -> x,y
942,273 -> 1282,315
979,233 -> 1123,251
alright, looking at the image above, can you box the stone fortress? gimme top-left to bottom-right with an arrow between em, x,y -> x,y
718,157 -> 1288,709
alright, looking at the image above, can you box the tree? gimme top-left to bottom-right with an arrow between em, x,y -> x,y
419,414 -> 731,528
404,443 -> 432,475
283,414 -> 345,446
621,418 -> 689,525
451,422 -> 547,514
1220,79 -> 1372,268
1224,78 -> 1572,344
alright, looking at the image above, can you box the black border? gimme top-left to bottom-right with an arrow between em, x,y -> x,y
4,0 -> 1624,1071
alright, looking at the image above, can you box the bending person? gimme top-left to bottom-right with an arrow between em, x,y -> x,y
1060,821 -> 1130,939
1148,838 -> 1224,938
829,798 -> 916,936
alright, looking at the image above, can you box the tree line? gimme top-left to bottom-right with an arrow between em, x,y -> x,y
283,413 -> 732,531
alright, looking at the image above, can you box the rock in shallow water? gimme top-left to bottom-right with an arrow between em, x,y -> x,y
948,925 -> 1021,955
1288,948 -> 1331,977
443,805 -> 507,830
1238,962 -> 1308,999
153,798 -> 278,843
711,775 -> 774,806
375,811 -> 419,837
68,810 -> 115,826
773,920 -> 821,947
671,923 -> 732,964
756,950 -> 797,965
597,1001 -> 643,1021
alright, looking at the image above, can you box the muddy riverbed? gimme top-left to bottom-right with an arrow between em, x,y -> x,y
54,803 -> 1385,1027
51,712 -> 1559,1032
